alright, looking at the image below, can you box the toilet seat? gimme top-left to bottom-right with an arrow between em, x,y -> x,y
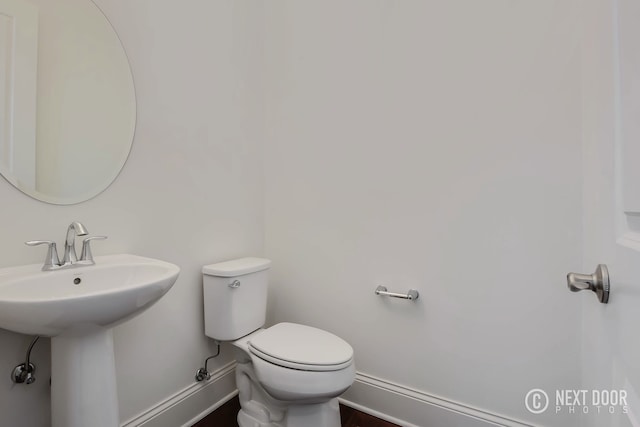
248,323 -> 353,372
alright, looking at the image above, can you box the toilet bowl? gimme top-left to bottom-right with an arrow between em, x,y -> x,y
202,258 -> 355,427
237,323 -> 355,402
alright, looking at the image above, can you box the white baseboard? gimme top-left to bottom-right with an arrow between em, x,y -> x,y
121,366 -> 535,427
121,362 -> 237,427
339,372 -> 536,427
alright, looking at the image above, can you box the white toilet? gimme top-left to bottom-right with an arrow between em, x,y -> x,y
202,257 -> 356,427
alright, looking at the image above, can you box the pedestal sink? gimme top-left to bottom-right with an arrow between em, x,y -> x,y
0,254 -> 180,427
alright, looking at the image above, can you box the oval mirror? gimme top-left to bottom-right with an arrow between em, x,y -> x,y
0,0 -> 136,204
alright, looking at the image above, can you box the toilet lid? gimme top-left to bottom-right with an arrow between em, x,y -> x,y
248,323 -> 353,372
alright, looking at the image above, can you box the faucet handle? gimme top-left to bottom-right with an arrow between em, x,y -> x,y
25,241 -> 60,270
80,236 -> 107,263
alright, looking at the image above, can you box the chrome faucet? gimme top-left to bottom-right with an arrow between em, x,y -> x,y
26,222 -> 106,271
62,221 -> 88,265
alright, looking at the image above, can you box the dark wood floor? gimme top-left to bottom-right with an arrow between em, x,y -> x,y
340,404 -> 401,427
192,396 -> 400,427
192,396 -> 241,427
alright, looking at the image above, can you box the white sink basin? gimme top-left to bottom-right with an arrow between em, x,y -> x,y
0,253 -> 180,427
0,254 -> 179,336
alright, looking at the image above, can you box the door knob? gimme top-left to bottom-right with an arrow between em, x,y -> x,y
567,264 -> 610,304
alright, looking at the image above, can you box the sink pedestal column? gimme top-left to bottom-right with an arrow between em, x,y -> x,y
51,325 -> 119,427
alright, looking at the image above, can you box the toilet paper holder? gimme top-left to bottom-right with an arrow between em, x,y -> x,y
375,285 -> 419,301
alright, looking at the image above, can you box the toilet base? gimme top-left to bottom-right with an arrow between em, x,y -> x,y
235,362 -> 341,427
238,409 -> 282,427
285,400 -> 341,427
237,400 -> 340,427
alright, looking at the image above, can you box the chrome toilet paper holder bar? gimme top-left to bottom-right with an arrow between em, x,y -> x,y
375,285 -> 419,301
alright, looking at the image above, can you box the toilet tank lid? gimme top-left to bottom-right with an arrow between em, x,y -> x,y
203,257 -> 271,277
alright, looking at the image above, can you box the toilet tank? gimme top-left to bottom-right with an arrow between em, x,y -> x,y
202,257 -> 271,341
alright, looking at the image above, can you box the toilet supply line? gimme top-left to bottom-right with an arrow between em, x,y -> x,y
195,341 -> 221,382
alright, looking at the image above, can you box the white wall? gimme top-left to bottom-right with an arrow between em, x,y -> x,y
0,0 -> 264,425
0,1 -> 598,426
262,1 -> 583,425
